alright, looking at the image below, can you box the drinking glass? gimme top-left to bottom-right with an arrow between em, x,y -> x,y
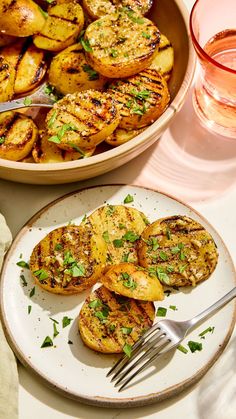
190,0 -> 236,138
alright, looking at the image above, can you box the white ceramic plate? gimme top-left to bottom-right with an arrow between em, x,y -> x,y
1,185 -> 235,407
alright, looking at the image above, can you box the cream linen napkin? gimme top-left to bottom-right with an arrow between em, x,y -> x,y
0,213 -> 18,419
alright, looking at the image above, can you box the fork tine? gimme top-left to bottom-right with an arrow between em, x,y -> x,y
110,329 -> 166,383
118,340 -> 179,392
107,323 -> 161,378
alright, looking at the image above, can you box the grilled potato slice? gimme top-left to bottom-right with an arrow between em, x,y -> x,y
108,69 -> 170,129
84,10 -> 160,78
0,111 -> 38,161
138,216 -> 219,287
105,127 -> 144,146
102,262 -> 164,301
30,224 -> 106,295
0,0 -> 46,37
45,90 -> 120,150
33,1 -> 84,52
48,43 -> 107,95
1,39 -> 47,95
82,205 -> 149,267
32,131 -> 96,163
0,33 -> 17,48
150,34 -> 174,81
0,56 -> 15,102
82,0 -> 153,20
78,285 -> 155,353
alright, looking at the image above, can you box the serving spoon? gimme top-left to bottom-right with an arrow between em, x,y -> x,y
0,83 -> 56,113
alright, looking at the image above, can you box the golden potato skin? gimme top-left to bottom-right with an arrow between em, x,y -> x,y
0,0 -> 46,37
82,0 -> 153,20
0,111 -> 38,161
1,39 -> 47,95
105,127 -> 144,146
33,1 -> 84,52
149,34 -> 174,81
45,90 -> 120,150
0,56 -> 15,102
82,204 -> 149,267
32,131 -> 95,163
102,262 -> 164,301
138,216 -> 219,287
48,43 -> 107,95
78,285 -> 155,353
30,225 -> 107,295
108,69 -> 170,129
84,10 -> 160,78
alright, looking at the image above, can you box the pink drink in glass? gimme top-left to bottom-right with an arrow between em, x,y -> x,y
190,0 -> 236,138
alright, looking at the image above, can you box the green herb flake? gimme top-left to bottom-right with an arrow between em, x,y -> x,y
156,267 -> 170,285
89,299 -> 102,309
44,83 -> 54,95
119,223 -> 126,229
151,237 -> 159,251
124,194 -> 134,204
121,327 -> 133,335
123,277 -> 137,290
29,287 -> 35,298
132,104 -> 146,115
62,316 -> 73,328
82,214 -> 87,222
122,252 -> 130,262
28,305 -> 32,315
38,5 -> 48,19
123,343 -> 132,357
95,311 -> 108,323
48,135 -> 61,144
113,239 -> 124,248
53,322 -> 59,338
169,305 -> 177,311
41,336 -> 53,348
121,272 -> 130,280
179,264 -> 187,273
55,243 -> 63,251
81,37 -> 93,52
63,251 -> 75,265
199,326 -> 215,339
122,231 -> 140,242
71,264 -> 85,277
187,340 -> 203,353
142,32 -> 151,39
106,205 -> 116,215
109,324 -> 116,332
17,260 -> 29,269
49,317 -> 59,324
82,64 -> 99,80
110,49 -> 118,57
166,228 -> 172,239
179,250 -> 186,261
159,251 -> 168,261
156,307 -> 167,317
33,269 -> 48,281
48,110 -> 57,128
166,265 -> 174,273
0,136 -> 5,144
177,344 -> 188,354
131,89 -> 150,101
20,274 -> 27,287
102,230 -> 110,243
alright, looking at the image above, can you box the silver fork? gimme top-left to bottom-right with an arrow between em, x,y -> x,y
0,82 -> 55,113
107,287 -> 236,391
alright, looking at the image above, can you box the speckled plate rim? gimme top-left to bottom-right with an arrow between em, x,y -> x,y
0,0 -> 196,173
1,184 -> 235,408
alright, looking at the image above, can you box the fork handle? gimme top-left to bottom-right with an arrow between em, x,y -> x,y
0,100 -> 52,113
187,287 -> 236,330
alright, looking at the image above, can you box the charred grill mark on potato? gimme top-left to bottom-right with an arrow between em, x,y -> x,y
138,215 -> 218,287
78,285 -> 155,353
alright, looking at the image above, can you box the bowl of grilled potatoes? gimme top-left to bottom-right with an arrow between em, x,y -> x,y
0,0 -> 195,184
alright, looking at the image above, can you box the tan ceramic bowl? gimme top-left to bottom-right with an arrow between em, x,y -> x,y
0,0 -> 195,185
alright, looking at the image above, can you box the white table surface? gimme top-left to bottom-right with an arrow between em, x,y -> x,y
1,1 -> 236,417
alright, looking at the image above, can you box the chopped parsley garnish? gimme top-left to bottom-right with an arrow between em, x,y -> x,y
110,49 -> 118,57
95,306 -> 109,323
119,223 -> 126,229
113,239 -> 124,248
124,194 -> 134,204
81,37 -> 93,52
126,99 -> 133,108
62,316 -> 73,328
121,272 -> 130,280
121,327 -> 133,335
49,317 -> 59,324
28,305 -> 32,315
38,6 -> 48,19
179,250 -> 186,261
187,340 -> 203,353
48,110 -> 57,128
179,264 -> 187,273
33,269 -> 48,281
171,243 -> 184,254
122,231 -> 140,242
48,123 -> 77,144
132,104 -> 147,115
70,264 -> 85,277
151,267 -> 170,285
166,228 -> 172,239
123,276 -> 137,290
89,299 -> 102,309
29,287 -> 35,298
123,8 -> 144,24
109,324 -> 116,332
41,336 -> 53,348
82,64 -> 99,80
102,230 -> 110,243
199,326 -> 215,339
123,343 -> 132,357
166,265 -> 174,273
169,305 -> 177,311
17,260 -> 29,269
63,251 -> 75,265
106,205 -> 116,215
44,83 -> 54,95
0,136 -> 5,144
159,251 -> 168,261
20,274 -> 27,287
122,252 -> 130,262
177,344 -> 188,354
53,322 -> 59,338
142,32 -> 151,39
82,214 -> 87,222
150,237 -> 159,251
156,307 -> 167,317
131,89 -> 150,101
55,243 -> 63,251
